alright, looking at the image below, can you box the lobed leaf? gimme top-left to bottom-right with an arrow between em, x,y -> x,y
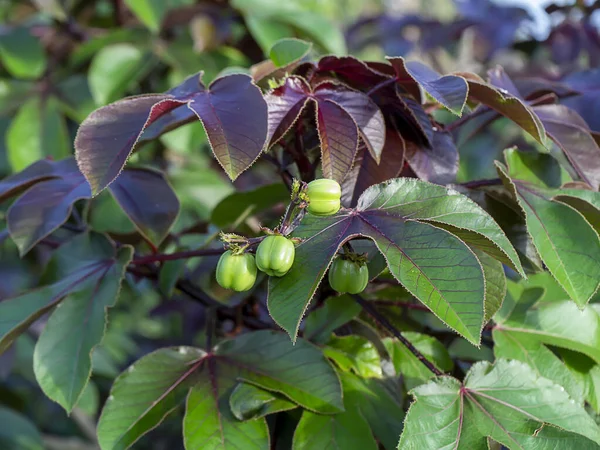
269,178 -> 521,344
76,73 -> 268,194
399,359 -> 600,449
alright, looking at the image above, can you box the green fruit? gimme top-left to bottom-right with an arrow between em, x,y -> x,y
306,179 -> 341,216
216,250 -> 257,291
328,257 -> 369,294
255,235 -> 295,277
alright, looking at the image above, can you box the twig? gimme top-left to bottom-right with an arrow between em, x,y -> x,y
130,248 -> 225,265
351,294 -> 443,376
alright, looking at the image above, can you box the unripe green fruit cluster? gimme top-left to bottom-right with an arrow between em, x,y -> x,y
216,235 -> 295,292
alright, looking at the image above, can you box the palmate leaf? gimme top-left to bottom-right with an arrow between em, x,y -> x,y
496,148 -> 600,307
265,76 -> 385,182
97,330 -> 342,450
399,359 -> 600,450
75,72 -> 268,194
268,177 -> 523,344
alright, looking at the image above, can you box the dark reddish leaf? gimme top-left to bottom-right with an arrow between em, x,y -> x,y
267,76 -> 311,146
534,104 -> 600,190
315,82 -> 385,162
186,74 -> 268,181
7,159 -> 92,255
108,168 -> 180,246
405,130 -> 459,185
316,100 -> 359,181
396,91 -> 434,145
388,57 -> 468,116
317,56 -> 391,90
265,76 -> 385,182
0,159 -> 58,202
513,77 -> 575,101
487,66 -> 522,99
342,130 -> 405,207
464,77 -> 546,144
75,73 -> 268,194
75,95 -> 186,195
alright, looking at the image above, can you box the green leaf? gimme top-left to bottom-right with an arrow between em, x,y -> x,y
340,372 -> 404,450
384,334 -> 453,390
123,0 -> 192,33
303,294 -> 361,344
233,0 -> 345,55
497,149 -> 600,307
0,406 -> 44,450
493,329 -> 585,404
269,178 -> 521,344
228,382 -> 296,421
293,408 -> 378,450
269,38 -> 311,67
0,233 -> 131,354
97,346 -> 205,450
78,380 -> 100,417
33,241 -> 132,412
89,43 -> 149,106
471,247 -> 506,323
98,331 -> 342,449
211,183 -> 289,228
324,335 -> 382,378
184,380 -> 269,450
399,360 -> 600,449
496,300 -> 600,363
158,258 -> 186,297
6,97 -> 69,171
553,189 -> 600,234
0,26 -> 46,79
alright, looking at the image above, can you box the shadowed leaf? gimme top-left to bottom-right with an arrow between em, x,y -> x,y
109,168 -> 180,246
404,129 -> 458,185
534,104 -> 600,190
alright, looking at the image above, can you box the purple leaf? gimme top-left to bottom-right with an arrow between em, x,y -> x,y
265,76 -> 386,182
342,130 -> 405,207
534,104 -> 600,190
75,94 -> 186,195
75,73 -> 268,194
463,77 -> 546,144
315,82 -> 385,162
108,168 -> 180,246
487,66 -> 522,99
7,159 -> 92,255
405,130 -> 459,185
388,57 -> 468,116
316,55 -> 391,90
316,100 -> 359,181
266,76 -> 311,146
187,74 -> 268,181
0,159 -> 58,202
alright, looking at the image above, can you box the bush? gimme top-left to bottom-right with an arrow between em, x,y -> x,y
1,1 -> 600,449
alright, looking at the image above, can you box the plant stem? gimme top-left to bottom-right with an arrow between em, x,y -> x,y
460,178 -> 502,189
130,248 -> 225,265
351,294 -> 443,376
